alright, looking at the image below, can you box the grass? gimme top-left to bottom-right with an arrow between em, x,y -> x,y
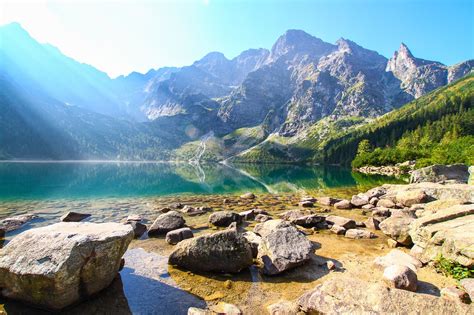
434,254 -> 473,280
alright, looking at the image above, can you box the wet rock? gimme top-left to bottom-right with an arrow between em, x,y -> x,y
409,204 -> 474,266
396,189 -> 429,207
345,229 -> 375,239
379,216 -> 414,246
255,214 -> 271,222
238,208 -> 266,220
240,192 -> 256,200
373,249 -> 422,271
330,225 -> 346,235
267,300 -> 299,315
316,197 -> 340,206
298,277 -> 471,314
410,164 -> 469,184
257,225 -> 313,275
377,199 -> 396,208
364,217 -> 380,230
125,221 -> 147,238
209,211 -> 242,227
0,222 -> 133,310
254,219 -> 292,238
0,214 -> 37,232
334,199 -> 352,209
440,287 -> 470,304
165,227 -> 194,245
351,193 -> 370,207
299,201 -> 314,208
242,231 -> 261,258
60,211 -> 91,222
158,207 -> 172,213
383,265 -> 418,292
325,215 -> 356,229
460,278 -> 474,301
168,229 -> 252,273
291,214 -> 325,228
148,211 -> 185,236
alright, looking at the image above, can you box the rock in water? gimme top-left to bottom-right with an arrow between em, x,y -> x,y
168,229 -> 252,273
383,265 -> 418,292
0,214 -> 37,232
166,227 -> 194,245
0,222 -> 133,310
410,164 -> 469,184
60,211 -> 91,222
125,221 -> 147,238
257,225 -> 313,275
148,211 -> 185,236
298,277 -> 471,314
208,211 -> 242,227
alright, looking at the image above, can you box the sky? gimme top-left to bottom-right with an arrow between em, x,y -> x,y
1,0 -> 473,78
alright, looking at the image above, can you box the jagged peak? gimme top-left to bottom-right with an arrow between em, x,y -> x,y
397,42 -> 414,58
197,51 -> 229,63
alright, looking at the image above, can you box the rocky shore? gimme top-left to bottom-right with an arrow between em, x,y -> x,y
0,164 -> 473,314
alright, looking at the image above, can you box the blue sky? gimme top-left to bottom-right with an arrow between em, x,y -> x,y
2,0 -> 473,78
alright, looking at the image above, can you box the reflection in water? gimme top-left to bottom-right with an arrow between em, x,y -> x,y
0,161 -> 402,200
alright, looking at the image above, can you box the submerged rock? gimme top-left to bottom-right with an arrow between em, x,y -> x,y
168,229 -> 253,273
209,211 -> 242,227
298,277 -> 471,314
410,164 -> 469,184
0,214 -> 37,232
166,227 -> 194,245
257,224 -> 313,275
60,211 -> 91,222
148,211 -> 185,236
383,265 -> 418,292
0,222 -> 133,310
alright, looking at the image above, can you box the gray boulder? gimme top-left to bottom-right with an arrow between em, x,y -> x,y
291,214 -> 325,228
148,211 -> 185,236
168,229 -> 252,273
242,231 -> 261,258
165,227 -> 194,245
376,199 -> 396,208
125,221 -> 147,238
254,219 -> 292,238
325,215 -> 356,229
330,225 -> 346,235
351,193 -> 369,207
0,222 -> 133,310
379,216 -> 414,246
345,229 -> 375,239
257,225 -> 313,275
334,199 -> 352,209
410,164 -> 469,184
383,265 -> 418,292
208,211 -> 242,227
60,212 -> 91,222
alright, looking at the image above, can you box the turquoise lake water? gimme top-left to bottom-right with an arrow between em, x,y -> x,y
0,161 -> 400,200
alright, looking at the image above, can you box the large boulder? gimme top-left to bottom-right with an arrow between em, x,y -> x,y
351,193 -> 370,207
382,182 -> 474,204
395,189 -> 429,207
0,222 -> 133,310
325,215 -> 356,229
409,204 -> 474,267
208,211 -> 242,227
383,265 -> 418,292
291,214 -> 325,228
410,164 -> 469,184
379,216 -> 415,246
254,219 -> 292,238
168,229 -> 253,273
257,224 -> 313,275
298,277 -> 471,314
166,227 -> 194,245
334,199 -> 352,209
148,211 -> 185,236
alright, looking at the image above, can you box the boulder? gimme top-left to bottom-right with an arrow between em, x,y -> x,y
373,249 -> 422,271
279,209 -> 313,221
148,211 -> 185,236
0,214 -> 37,232
440,287 -> 470,304
254,219 -> 292,238
383,265 -> 418,292
257,225 -> 313,275
239,209 -> 256,220
377,199 -> 396,208
126,214 -> 142,222
379,216 -> 414,246
325,215 -> 356,229
316,197 -> 340,206
372,207 -> 391,218
168,229 -> 252,273
60,211 -> 91,222
181,206 -> 209,216
299,201 -> 314,208
208,211 -> 242,227
240,192 -> 256,200
409,204 -> 474,266
210,302 -> 242,315
334,199 -> 352,209
291,214 -> 325,228
165,227 -> 194,245
365,186 -> 387,199
330,225 -> 346,235
242,231 -> 261,258
383,182 -> 474,203
351,193 -> 369,207
345,229 -> 375,239
266,301 -> 299,315
460,278 -> 474,302
364,217 -> 380,230
0,222 -> 133,310
396,189 -> 429,207
125,221 -> 147,238
255,214 -> 271,222
410,164 -> 469,184
298,277 -> 471,314
369,197 -> 379,205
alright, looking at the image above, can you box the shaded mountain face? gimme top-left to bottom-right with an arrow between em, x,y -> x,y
1,22 -> 472,161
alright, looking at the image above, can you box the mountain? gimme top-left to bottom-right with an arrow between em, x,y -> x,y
1,23 -> 472,162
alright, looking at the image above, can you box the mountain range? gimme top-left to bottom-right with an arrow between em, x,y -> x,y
0,22 -> 472,162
